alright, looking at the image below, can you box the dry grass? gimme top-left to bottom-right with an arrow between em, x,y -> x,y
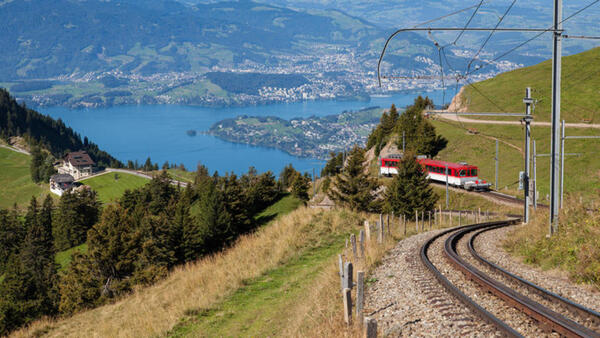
15,201 -> 513,337
14,207 -> 361,337
504,196 -> 600,289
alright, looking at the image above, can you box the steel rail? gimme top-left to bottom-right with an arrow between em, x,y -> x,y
469,226 -> 600,333
420,222 -> 522,337
445,222 -> 599,337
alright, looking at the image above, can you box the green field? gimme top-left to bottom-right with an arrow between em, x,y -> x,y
168,231 -> 344,337
80,172 -> 150,204
254,193 -> 303,225
0,147 -> 49,208
461,46 -> 600,123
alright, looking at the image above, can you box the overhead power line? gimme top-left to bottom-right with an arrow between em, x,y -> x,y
466,0 -> 517,73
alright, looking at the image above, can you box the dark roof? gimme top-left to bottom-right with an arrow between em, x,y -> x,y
50,174 -> 75,183
65,151 -> 95,166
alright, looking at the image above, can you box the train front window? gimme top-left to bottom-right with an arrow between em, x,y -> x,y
459,169 -> 466,177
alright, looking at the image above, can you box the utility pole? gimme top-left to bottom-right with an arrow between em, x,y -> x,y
402,131 -> 406,153
495,139 -> 499,190
533,140 -> 537,210
313,167 -> 316,198
549,0 -> 563,235
523,88 -> 533,224
445,164 -> 449,209
560,120 -> 565,208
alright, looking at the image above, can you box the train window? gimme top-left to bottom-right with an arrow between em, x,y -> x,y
459,169 -> 466,177
471,169 -> 477,176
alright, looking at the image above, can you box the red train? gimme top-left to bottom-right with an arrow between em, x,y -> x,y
380,155 -> 491,191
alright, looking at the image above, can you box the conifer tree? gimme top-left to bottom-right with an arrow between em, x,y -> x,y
291,172 -> 310,201
0,208 -> 23,271
0,197 -> 59,333
328,146 -> 380,212
53,189 -> 100,251
396,96 -> 447,157
385,152 -> 438,218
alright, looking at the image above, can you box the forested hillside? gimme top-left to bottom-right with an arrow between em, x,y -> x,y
0,161 -> 310,334
0,89 -> 120,167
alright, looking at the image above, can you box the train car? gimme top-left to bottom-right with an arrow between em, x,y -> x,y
380,155 -> 491,191
380,154 -> 403,176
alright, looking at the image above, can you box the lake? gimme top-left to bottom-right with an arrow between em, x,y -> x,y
43,91 -> 444,176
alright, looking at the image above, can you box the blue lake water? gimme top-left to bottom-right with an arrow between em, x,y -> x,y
43,91 -> 443,176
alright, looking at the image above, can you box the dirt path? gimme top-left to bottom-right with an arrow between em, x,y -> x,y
434,112 -> 600,129
0,144 -> 30,155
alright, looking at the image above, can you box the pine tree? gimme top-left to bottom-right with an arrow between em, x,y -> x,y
328,146 -> 380,212
53,189 -> 100,251
0,208 -> 23,271
0,197 -> 59,333
396,96 -> 447,157
385,153 -> 438,218
291,172 -> 310,201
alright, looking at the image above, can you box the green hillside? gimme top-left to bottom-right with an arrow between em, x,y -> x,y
461,47 -> 600,123
0,147 -> 49,208
80,172 -> 150,204
430,118 -> 600,201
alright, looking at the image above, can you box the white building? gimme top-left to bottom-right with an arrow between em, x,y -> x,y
57,151 -> 95,179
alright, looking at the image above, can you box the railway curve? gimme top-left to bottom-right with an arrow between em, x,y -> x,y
421,219 -> 600,337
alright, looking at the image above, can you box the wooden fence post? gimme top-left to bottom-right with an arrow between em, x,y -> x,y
428,211 -> 431,230
459,210 -> 462,226
357,271 -> 365,325
449,210 -> 452,226
421,210 -> 424,231
415,209 -> 418,232
343,262 -> 353,290
387,213 -> 390,235
343,288 -> 352,325
359,230 -> 365,258
338,254 -> 344,290
364,220 -> 371,242
350,234 -> 357,260
478,207 -> 481,222
377,220 -> 383,244
364,317 -> 377,338
403,214 -> 406,235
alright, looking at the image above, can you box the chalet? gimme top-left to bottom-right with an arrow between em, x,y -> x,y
57,151 -> 95,179
49,174 -> 75,196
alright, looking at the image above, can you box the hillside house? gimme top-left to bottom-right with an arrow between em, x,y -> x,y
57,151 -> 95,179
49,174 -> 75,196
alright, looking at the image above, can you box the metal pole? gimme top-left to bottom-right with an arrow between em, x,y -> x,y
402,131 -> 406,153
313,167 -> 316,197
549,0 -> 562,235
445,164 -> 449,209
560,120 -> 565,208
523,88 -> 532,224
495,139 -> 499,190
533,140 -> 537,210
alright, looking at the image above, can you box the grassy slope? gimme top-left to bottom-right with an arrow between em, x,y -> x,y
55,244 -> 87,271
79,172 -> 149,204
430,118 -> 600,201
0,147 -> 49,208
504,199 -> 600,289
461,46 -> 600,123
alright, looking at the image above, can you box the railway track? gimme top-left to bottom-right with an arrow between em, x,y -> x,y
421,219 -> 600,337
